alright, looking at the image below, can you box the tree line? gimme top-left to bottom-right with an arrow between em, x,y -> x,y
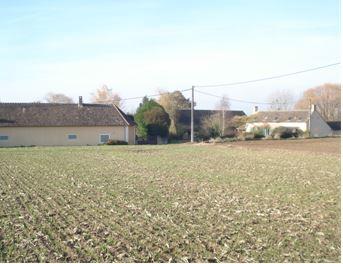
268,83 -> 340,121
43,83 -> 340,140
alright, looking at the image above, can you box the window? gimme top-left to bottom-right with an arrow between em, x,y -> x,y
68,134 -> 77,140
100,134 -> 110,144
0,135 -> 8,141
263,128 -> 270,136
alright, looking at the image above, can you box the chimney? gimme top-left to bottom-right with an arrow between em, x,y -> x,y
78,96 -> 83,108
253,106 -> 258,113
310,104 -> 316,113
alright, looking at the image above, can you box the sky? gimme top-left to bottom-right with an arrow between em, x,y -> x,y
0,0 -> 340,114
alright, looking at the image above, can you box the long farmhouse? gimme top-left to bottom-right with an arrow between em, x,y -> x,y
246,105 -> 340,137
0,96 -> 136,146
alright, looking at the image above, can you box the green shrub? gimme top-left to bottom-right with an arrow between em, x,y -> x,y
222,137 -> 238,142
302,130 -> 310,138
296,129 -> 304,138
252,127 -> 265,139
242,132 -> 255,141
106,140 -> 128,145
271,127 -> 304,139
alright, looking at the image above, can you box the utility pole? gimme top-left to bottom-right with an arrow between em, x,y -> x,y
222,109 -> 225,136
191,86 -> 194,143
308,99 -> 311,136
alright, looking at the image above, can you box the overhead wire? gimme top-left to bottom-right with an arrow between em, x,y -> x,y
119,62 -> 340,105
194,89 -> 277,105
120,88 -> 192,101
195,62 -> 340,88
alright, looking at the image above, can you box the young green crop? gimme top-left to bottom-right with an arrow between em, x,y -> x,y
0,144 -> 340,262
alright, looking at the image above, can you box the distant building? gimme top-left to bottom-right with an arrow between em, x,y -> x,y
176,109 -> 246,138
0,96 -> 136,146
246,105 -> 339,137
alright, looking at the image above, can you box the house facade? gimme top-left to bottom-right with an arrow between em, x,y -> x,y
246,105 -> 336,137
0,97 -> 136,146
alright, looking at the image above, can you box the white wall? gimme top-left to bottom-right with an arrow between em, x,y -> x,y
246,122 -> 307,133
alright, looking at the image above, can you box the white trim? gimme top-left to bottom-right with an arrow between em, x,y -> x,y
99,133 -> 110,144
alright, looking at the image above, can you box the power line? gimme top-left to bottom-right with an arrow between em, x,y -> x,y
195,89 -> 294,105
120,88 -> 192,101
195,62 -> 340,88
120,62 -> 339,104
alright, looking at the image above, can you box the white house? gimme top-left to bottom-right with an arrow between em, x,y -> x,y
246,105 -> 336,137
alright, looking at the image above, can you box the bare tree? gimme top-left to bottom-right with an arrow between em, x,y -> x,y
44,93 -> 74,103
215,95 -> 230,136
295,83 -> 340,121
91,85 -> 122,107
200,95 -> 231,138
201,113 -> 222,138
215,94 -> 230,111
267,89 -> 295,110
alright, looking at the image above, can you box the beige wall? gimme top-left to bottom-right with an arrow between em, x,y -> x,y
128,126 -> 136,145
0,126 -> 136,146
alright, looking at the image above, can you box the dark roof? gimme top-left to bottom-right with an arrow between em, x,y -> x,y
327,121 -> 341,131
249,110 -> 309,123
176,109 -> 246,128
0,103 -> 135,127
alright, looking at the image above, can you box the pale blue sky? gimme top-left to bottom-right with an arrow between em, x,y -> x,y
0,0 -> 340,113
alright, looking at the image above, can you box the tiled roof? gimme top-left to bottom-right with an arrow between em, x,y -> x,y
0,103 -> 135,127
249,110 -> 310,123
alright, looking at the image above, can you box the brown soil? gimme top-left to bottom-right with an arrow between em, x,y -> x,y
229,137 -> 341,155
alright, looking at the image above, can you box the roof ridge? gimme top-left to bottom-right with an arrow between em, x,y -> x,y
0,102 -> 114,107
257,110 -> 309,112
0,102 -> 76,106
178,109 -> 245,112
